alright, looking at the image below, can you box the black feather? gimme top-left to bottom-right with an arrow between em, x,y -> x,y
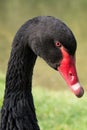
0,16 -> 77,130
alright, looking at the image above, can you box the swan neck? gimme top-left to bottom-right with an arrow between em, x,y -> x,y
5,44 -> 37,94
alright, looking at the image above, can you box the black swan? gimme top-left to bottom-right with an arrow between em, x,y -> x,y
0,16 -> 84,130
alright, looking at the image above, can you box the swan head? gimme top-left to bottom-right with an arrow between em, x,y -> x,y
28,16 -> 84,97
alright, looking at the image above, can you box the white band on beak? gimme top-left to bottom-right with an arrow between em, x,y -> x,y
71,82 -> 81,91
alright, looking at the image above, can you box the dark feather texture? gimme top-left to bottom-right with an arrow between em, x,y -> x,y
0,16 -> 77,130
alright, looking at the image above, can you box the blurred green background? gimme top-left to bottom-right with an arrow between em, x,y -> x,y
0,0 -> 87,130
0,0 -> 87,90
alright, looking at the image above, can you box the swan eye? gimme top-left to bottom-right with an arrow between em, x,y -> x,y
55,42 -> 62,48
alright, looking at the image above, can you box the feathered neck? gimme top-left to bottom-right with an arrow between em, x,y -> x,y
0,41 -> 40,130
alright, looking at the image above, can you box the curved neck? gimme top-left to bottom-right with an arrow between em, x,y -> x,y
6,44 -> 37,94
1,43 -> 40,130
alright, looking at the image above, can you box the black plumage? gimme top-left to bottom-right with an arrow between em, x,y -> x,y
0,16 -> 77,130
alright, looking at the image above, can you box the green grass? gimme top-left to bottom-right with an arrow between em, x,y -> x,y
0,73 -> 5,107
0,74 -> 87,130
33,87 -> 87,130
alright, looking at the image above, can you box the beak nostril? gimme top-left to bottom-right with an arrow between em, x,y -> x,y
69,72 -> 73,76
68,72 -> 74,81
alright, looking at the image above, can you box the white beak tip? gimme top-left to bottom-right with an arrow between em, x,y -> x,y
71,83 -> 84,98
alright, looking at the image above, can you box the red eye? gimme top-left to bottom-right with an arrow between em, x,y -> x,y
55,42 -> 62,47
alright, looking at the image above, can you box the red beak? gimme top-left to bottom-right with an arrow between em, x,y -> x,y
57,46 -> 84,98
